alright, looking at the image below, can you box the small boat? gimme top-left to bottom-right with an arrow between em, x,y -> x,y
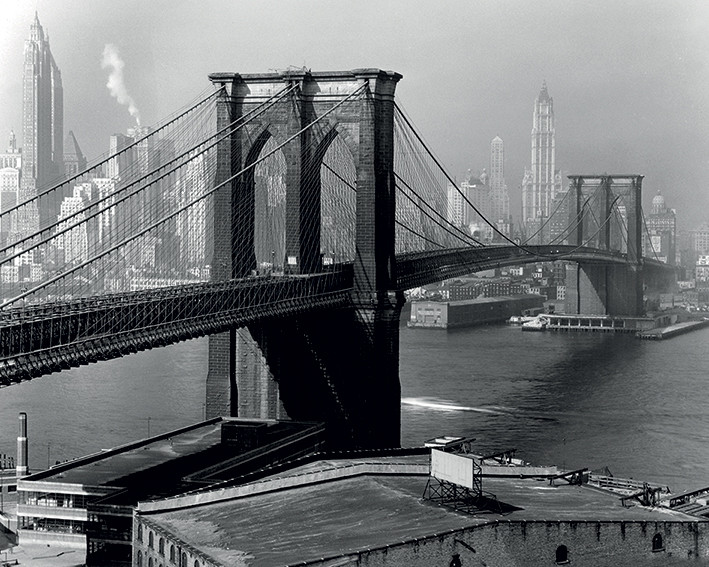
508,315 -> 537,325
521,315 -> 548,332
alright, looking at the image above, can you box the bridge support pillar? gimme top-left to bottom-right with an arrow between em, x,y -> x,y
248,291 -> 404,448
206,330 -> 237,418
565,263 -> 643,316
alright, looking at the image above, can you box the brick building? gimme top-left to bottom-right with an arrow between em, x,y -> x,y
133,451 -> 709,567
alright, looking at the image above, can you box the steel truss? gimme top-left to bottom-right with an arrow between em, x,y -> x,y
423,454 -> 503,516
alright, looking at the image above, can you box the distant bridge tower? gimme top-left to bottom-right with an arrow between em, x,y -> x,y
206,69 -> 404,448
565,175 -> 644,316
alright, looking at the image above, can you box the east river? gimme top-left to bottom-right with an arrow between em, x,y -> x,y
0,323 -> 707,494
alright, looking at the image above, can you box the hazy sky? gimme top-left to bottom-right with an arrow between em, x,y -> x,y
1,0 -> 707,229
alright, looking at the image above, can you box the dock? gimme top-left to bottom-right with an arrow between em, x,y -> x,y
636,318 -> 709,340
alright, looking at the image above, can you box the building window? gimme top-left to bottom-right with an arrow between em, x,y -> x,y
170,545 -> 175,563
555,545 -> 569,564
194,561 -> 200,567
149,558 -> 153,567
159,538 -> 165,555
652,533 -> 665,552
137,551 -> 143,567
138,526 -> 143,542
149,531 -> 154,549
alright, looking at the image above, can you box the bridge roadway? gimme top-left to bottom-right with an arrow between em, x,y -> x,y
0,245 -> 670,385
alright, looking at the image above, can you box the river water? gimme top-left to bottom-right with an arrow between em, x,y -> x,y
0,324 -> 707,493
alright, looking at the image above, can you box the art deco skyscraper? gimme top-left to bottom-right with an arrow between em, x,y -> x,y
20,12 -> 64,231
521,82 -> 559,227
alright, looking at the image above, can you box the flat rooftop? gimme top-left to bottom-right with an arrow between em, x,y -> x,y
23,420 -> 224,487
144,454 -> 698,567
19,418 -> 325,505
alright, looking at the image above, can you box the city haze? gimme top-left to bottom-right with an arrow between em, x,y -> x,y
0,0 -> 707,228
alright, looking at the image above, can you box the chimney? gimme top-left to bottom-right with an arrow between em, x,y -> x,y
17,413 -> 28,478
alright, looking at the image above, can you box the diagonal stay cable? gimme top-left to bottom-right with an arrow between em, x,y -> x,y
0,84 -> 298,265
0,87 -> 221,225
2,83 -> 367,308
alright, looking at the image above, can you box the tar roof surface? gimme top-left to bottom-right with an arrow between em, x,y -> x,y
149,457 -> 696,567
38,423 -> 222,487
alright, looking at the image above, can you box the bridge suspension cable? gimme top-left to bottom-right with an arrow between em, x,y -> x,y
393,102 -> 607,266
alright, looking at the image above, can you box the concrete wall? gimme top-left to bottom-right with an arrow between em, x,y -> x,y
17,529 -> 86,549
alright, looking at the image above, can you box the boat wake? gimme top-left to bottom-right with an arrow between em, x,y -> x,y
401,398 -> 559,422
401,397 -> 506,415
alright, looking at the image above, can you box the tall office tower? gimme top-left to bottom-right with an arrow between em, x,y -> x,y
20,12 -> 64,231
446,181 -> 466,227
0,167 -> 20,244
177,154 -> 208,267
489,137 -> 510,229
521,82 -> 560,231
107,129 -> 154,251
107,133 -> 133,180
55,186 -> 90,266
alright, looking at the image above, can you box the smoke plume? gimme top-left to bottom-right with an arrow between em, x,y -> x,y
101,44 -> 141,125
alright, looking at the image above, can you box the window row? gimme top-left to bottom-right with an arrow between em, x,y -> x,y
137,549 -> 204,567
19,491 -> 87,508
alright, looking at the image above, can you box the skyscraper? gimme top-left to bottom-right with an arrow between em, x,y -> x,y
521,82 -> 561,231
20,12 -> 64,231
644,191 -> 676,265
489,136 -> 510,230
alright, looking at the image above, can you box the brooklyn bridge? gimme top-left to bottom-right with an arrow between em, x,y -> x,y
0,69 -> 674,448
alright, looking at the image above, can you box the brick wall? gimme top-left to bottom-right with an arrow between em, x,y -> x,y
303,520 -> 709,567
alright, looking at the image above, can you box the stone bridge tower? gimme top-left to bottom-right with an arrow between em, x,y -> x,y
206,69 -> 404,448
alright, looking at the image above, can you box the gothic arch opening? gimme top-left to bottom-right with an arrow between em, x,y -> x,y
320,129 -> 356,265
250,133 -> 287,273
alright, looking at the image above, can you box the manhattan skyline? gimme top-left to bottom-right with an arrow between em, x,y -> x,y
0,0 -> 707,229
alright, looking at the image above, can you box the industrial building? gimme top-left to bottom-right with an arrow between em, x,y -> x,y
133,443 -> 709,567
408,295 -> 545,329
16,418 -> 326,566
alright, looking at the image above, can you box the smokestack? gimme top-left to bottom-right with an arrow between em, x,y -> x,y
17,412 -> 28,478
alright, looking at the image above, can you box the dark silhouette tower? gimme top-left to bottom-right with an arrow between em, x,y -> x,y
19,12 -> 64,233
